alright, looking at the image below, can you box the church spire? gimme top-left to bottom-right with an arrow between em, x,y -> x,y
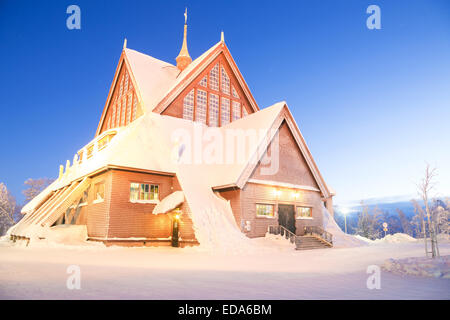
176,8 -> 192,71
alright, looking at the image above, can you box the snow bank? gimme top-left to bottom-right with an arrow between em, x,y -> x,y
373,233 -> 417,244
382,255 -> 450,278
322,207 -> 366,248
176,164 -> 255,254
152,191 -> 184,214
42,225 -> 88,244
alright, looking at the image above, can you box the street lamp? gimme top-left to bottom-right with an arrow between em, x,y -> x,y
341,207 -> 349,234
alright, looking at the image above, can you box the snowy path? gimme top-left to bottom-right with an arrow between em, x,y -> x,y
0,240 -> 449,299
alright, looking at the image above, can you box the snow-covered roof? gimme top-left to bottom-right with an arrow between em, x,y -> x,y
22,100 -> 332,215
124,48 -> 180,114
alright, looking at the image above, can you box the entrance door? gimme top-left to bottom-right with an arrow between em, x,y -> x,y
278,204 -> 296,234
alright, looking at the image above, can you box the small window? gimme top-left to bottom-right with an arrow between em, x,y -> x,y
296,206 -> 312,219
86,145 -> 94,159
98,132 -> 116,151
94,183 -> 105,201
256,204 -> 274,217
130,183 -> 159,201
78,151 -> 84,164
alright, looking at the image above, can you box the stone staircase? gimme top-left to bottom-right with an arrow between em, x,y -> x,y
295,235 -> 332,250
268,225 -> 333,250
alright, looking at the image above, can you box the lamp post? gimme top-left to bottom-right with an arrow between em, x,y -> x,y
341,207 -> 349,234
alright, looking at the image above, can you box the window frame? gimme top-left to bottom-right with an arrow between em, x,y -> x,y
296,206 -> 313,219
129,182 -> 160,203
93,182 -> 105,204
256,203 -> 275,218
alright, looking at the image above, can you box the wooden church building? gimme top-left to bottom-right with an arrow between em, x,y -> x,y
11,15 -> 335,247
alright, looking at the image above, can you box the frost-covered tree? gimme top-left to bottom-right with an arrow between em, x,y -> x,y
416,164 -> 440,258
433,198 -> 449,240
23,178 -> 53,203
0,183 -> 16,234
355,202 -> 381,240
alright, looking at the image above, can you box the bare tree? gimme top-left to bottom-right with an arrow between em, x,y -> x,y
417,164 -> 439,258
22,178 -> 54,203
411,199 -> 427,249
0,183 -> 16,234
396,208 -> 412,236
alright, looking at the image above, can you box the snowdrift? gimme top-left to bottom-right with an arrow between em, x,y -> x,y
356,233 -> 417,244
176,164 -> 255,253
382,255 -> 450,278
373,233 -> 417,244
322,207 -> 366,248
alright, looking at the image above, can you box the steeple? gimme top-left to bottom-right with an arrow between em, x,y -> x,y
176,8 -> 192,71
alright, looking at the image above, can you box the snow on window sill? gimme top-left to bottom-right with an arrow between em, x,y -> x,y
93,198 -> 104,204
256,215 -> 275,219
129,199 -> 160,204
296,217 -> 313,220
79,202 -> 87,207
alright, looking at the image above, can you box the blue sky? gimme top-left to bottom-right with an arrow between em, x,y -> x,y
0,0 -> 449,206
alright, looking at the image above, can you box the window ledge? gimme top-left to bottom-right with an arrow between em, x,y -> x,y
130,199 -> 160,204
296,217 -> 313,220
256,215 -> 275,219
93,199 -> 104,204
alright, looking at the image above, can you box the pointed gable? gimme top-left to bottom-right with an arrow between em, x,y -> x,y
155,42 -> 259,126
97,58 -> 142,135
95,48 -> 179,136
249,121 -> 320,190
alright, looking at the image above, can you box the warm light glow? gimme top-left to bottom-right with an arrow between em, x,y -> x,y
175,214 -> 180,220
291,192 -> 299,199
273,189 -> 282,197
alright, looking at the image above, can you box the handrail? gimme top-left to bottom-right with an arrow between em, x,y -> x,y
304,226 -> 333,244
267,225 -> 297,244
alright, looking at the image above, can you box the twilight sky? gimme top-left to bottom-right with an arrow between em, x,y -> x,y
0,0 -> 449,206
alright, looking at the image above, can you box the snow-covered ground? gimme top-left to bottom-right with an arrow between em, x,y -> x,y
0,237 -> 449,300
